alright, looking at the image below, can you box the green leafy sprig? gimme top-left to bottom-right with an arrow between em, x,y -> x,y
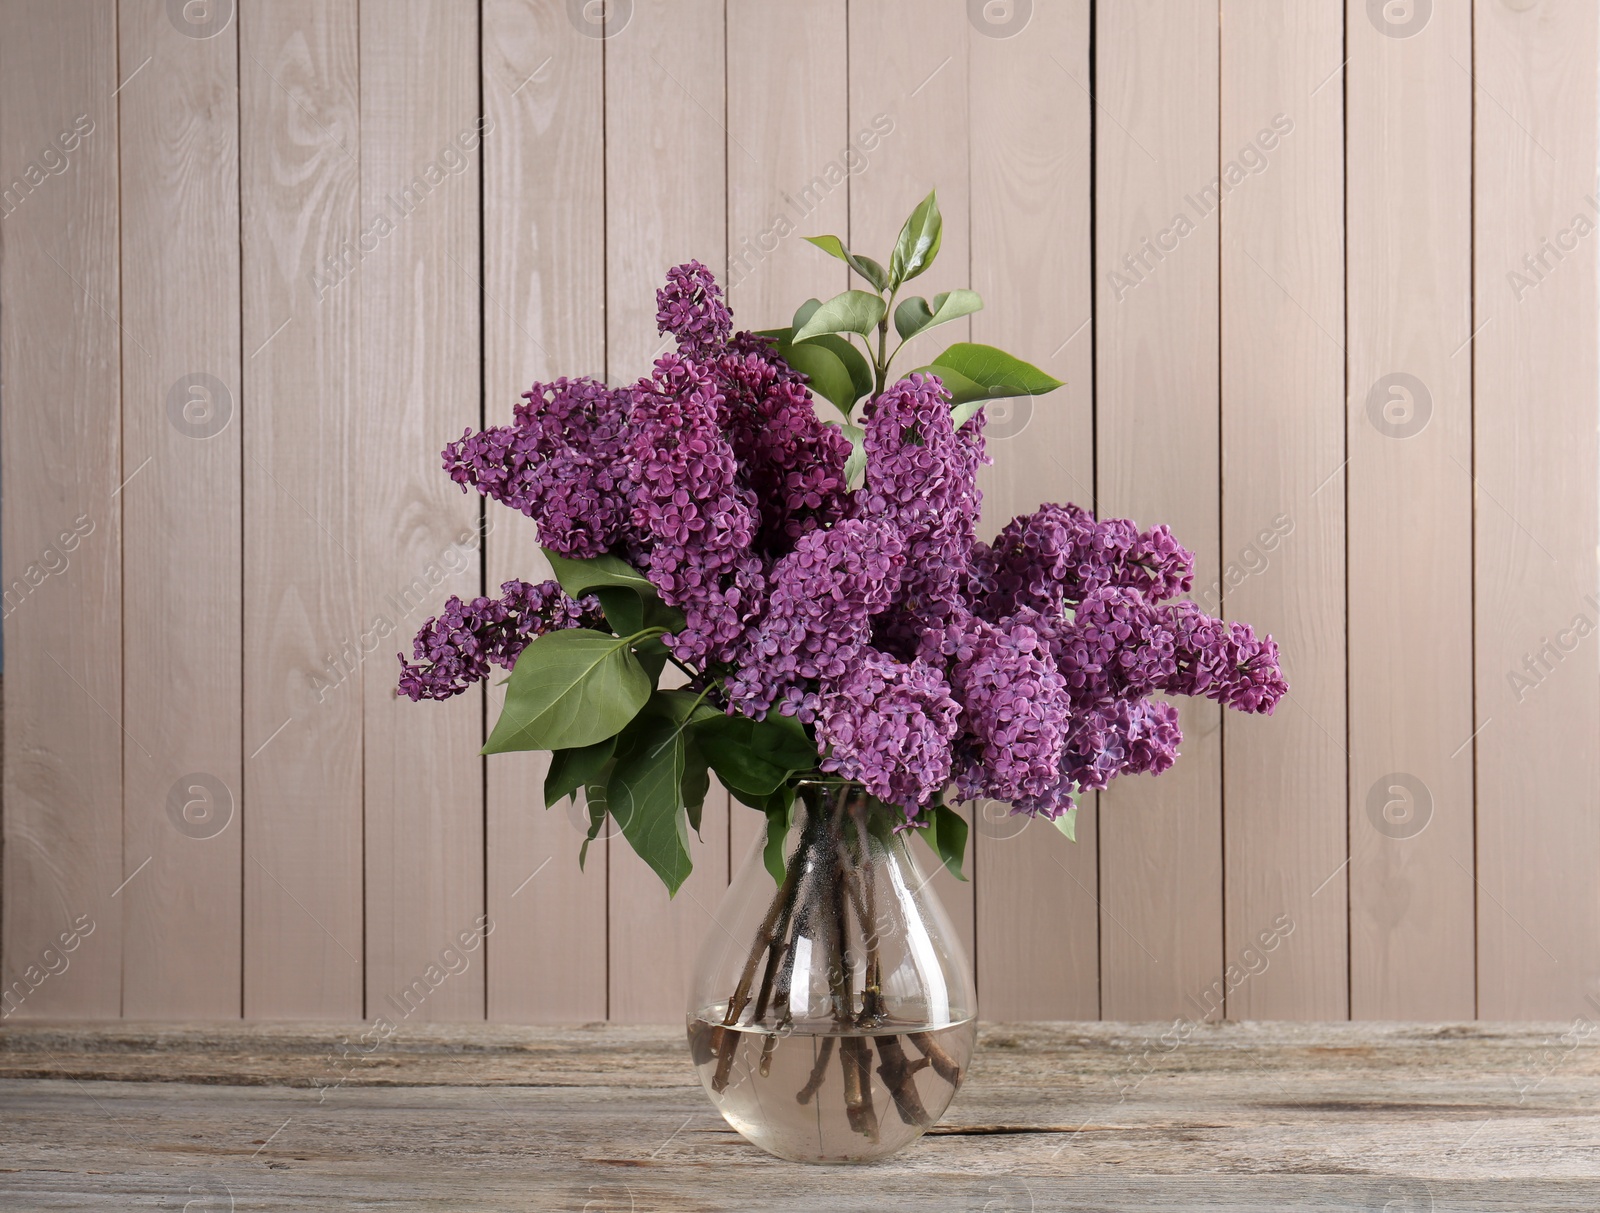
756,190 -> 1063,483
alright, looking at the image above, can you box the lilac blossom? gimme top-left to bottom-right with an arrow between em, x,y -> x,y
627,352 -> 764,666
856,373 -> 989,650
1013,698 -> 1183,820
816,648 -> 961,814
397,579 -> 602,702
403,259 -> 1288,826
725,518 -> 904,721
1160,600 -> 1289,713
443,376 -> 633,559
972,503 -> 1194,620
656,260 -> 732,355
919,610 -> 1071,803
715,334 -> 852,553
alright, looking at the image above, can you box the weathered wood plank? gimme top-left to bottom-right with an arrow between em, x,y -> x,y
2,1022 -> 1599,1210
0,0 -> 124,1020
1471,0 -> 1600,1019
358,0 -> 485,1020
240,0 -> 365,1020
1346,0 -> 1475,1019
1219,0 -> 1349,1018
1094,0 -> 1224,1022
480,0 -> 610,1023
116,0 -> 244,1021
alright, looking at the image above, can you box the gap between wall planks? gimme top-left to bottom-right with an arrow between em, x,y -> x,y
3,0 -> 1598,1024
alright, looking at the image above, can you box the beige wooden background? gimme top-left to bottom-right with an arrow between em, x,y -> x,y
2,0 -> 1596,1025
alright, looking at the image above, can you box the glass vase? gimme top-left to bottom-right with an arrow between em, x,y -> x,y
686,781 -> 977,1163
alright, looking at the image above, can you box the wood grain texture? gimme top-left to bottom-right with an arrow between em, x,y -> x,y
1346,0 -> 1475,1019
5,1021 -> 1600,1210
724,0 -> 849,872
0,0 -> 125,1018
1220,0 -> 1348,1018
481,0 -> 609,1022
968,0 -> 1099,1021
358,0 -> 486,1022
847,0 -> 975,973
604,0 -> 732,1023
1094,0 -> 1224,1022
115,0 -> 243,1020
240,0 -> 365,1018
1472,0 -> 1600,1018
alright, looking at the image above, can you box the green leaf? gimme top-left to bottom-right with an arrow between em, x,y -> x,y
827,421 -> 867,490
749,711 -> 818,770
693,712 -> 817,797
636,690 -> 717,835
850,254 -> 890,294
949,398 -> 986,428
633,634 -> 671,685
804,334 -> 875,403
764,324 -> 873,417
647,688 -> 721,726
593,586 -> 642,638
779,340 -> 859,416
643,597 -> 687,634
682,735 -> 711,836
895,296 -> 933,340
483,630 -> 651,754
921,364 -> 987,406
543,548 -> 655,598
607,714 -> 693,896
917,803 -> 969,882
803,235 -> 890,292
897,289 -> 984,341
545,735 -> 619,807
793,290 -> 887,342
792,299 -> 822,332
923,342 -> 1064,402
577,773 -> 611,870
890,190 -> 943,286
1054,805 -> 1079,843
762,795 -> 796,886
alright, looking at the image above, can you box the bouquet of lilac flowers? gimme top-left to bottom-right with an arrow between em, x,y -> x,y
399,191 -> 1287,893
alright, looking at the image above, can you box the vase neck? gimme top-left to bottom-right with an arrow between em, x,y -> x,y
792,783 -> 907,871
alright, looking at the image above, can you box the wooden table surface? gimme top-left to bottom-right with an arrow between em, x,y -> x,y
2,1020 -> 1597,1211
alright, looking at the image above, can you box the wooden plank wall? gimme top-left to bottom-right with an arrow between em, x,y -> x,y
2,1 -> 1596,1024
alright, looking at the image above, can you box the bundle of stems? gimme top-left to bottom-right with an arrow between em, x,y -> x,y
704,785 -> 963,1142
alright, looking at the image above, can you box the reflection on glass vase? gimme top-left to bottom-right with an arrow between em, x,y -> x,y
687,781 -> 977,1163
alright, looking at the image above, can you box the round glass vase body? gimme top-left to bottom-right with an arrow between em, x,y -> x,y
686,782 -> 977,1163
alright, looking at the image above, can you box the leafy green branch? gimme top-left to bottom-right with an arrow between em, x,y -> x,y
758,189 -> 1066,472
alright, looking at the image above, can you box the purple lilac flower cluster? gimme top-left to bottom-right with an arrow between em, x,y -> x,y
444,377 -> 632,560
401,261 -> 1288,821
398,579 -> 603,702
